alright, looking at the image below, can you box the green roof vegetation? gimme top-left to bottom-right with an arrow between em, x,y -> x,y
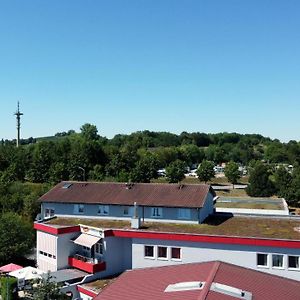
46,215 -> 300,240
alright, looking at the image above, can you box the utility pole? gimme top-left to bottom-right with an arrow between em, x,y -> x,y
14,101 -> 23,147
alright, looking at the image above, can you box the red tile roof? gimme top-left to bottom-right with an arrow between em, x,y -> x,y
39,181 -> 214,208
94,262 -> 300,300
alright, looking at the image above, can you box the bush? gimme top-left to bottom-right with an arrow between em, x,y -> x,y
0,276 -> 18,300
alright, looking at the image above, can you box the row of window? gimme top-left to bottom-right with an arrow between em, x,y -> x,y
39,250 -> 56,259
144,245 -> 181,260
257,253 -> 299,270
81,242 -> 103,255
72,204 -> 192,219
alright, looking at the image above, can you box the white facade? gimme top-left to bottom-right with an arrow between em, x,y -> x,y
131,238 -> 300,281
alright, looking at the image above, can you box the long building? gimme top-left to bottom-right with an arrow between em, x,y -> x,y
34,181 -> 300,299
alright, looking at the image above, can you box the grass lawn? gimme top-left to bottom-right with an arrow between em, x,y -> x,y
47,216 -> 300,240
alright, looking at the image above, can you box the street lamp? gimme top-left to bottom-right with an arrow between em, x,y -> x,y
78,166 -> 86,181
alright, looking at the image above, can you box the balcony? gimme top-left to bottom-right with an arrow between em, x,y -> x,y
68,254 -> 106,274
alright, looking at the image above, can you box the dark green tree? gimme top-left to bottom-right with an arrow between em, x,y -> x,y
166,160 -> 186,183
196,160 -> 215,184
89,164 -> 105,181
273,166 -> 292,198
28,272 -> 69,300
130,153 -> 159,183
80,123 -> 99,140
224,161 -> 241,187
246,162 -> 275,197
0,213 -> 34,264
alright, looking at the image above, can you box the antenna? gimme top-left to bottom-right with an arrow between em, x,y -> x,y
14,101 -> 23,147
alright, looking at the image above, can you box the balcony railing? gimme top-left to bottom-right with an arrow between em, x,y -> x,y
68,254 -> 106,274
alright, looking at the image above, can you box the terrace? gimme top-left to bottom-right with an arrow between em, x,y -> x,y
45,215 -> 300,240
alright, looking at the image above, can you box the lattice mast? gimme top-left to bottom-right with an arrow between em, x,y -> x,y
14,101 -> 23,147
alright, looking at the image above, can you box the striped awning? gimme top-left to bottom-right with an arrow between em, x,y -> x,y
73,234 -> 101,248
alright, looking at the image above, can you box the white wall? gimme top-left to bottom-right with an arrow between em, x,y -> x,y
36,230 -> 80,272
57,231 -> 80,270
37,231 -> 58,272
99,236 -> 132,277
132,238 -> 300,281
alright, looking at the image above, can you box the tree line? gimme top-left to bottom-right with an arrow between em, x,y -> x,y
1,124 -> 299,184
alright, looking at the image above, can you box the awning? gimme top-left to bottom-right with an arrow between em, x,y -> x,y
73,234 -> 101,248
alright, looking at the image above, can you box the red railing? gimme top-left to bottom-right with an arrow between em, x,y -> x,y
68,255 -> 106,273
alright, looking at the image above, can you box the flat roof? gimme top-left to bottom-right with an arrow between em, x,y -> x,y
44,268 -> 88,283
79,276 -> 118,294
45,215 -> 300,241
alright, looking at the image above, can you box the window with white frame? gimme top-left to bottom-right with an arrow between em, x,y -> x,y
98,205 -> 109,215
178,208 -> 191,219
44,208 -> 55,218
144,245 -> 154,258
74,204 -> 84,214
157,246 -> 168,259
151,207 -> 163,218
95,242 -> 103,255
272,254 -> 284,268
288,256 -> 299,269
257,253 -> 268,267
171,247 -> 181,260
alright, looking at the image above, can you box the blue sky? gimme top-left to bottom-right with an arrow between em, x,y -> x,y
0,0 -> 299,142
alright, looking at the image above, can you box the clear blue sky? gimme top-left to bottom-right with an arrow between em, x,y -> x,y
0,0 -> 299,142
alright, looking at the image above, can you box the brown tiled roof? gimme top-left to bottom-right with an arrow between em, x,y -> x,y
39,181 -> 214,208
94,261 -> 300,300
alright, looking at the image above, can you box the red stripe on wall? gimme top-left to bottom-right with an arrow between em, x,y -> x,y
77,285 -> 98,297
109,229 -> 300,249
34,222 -> 80,235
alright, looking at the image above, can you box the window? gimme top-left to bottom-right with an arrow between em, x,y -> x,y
98,205 -> 109,215
272,254 -> 284,268
144,245 -> 154,258
95,242 -> 103,255
151,207 -> 163,218
62,183 -> 72,189
257,253 -> 268,267
178,208 -> 191,219
288,256 -> 299,269
171,247 -> 181,260
82,245 -> 90,251
44,208 -> 55,218
39,251 -> 55,259
157,246 -> 168,259
123,206 -> 130,216
74,204 -> 84,214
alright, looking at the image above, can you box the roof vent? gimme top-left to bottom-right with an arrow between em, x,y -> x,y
62,183 -> 72,189
165,281 -> 204,293
126,183 -> 134,190
210,283 -> 252,300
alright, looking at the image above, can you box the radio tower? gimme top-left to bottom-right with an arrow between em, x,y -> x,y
14,101 -> 23,147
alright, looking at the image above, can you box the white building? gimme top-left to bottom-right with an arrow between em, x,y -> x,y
34,181 -> 300,299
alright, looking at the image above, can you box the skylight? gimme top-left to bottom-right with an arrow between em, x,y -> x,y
210,282 -> 252,300
62,183 -> 72,189
165,281 -> 204,292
